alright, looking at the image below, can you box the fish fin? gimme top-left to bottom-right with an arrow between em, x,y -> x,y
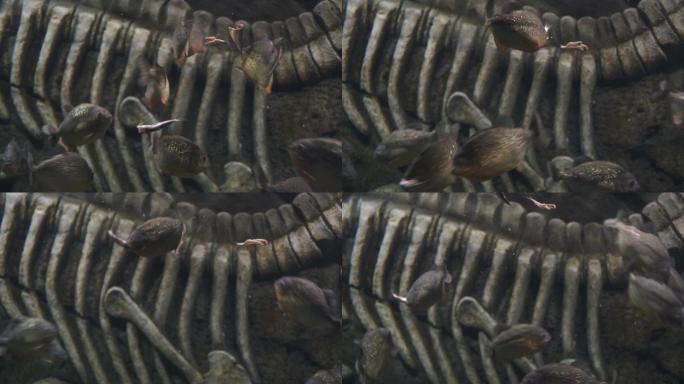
263,76 -> 274,96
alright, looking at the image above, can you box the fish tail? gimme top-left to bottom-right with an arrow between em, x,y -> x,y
107,230 -> 129,248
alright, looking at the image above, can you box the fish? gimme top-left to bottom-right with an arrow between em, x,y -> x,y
374,128 -> 437,168
274,276 -> 340,332
492,324 -> 551,362
0,317 -> 58,358
452,127 -> 532,182
400,135 -> 459,192
138,58 -> 170,114
604,221 -> 672,281
288,137 -> 342,191
392,266 -> 452,311
41,104 -> 112,151
628,273 -> 684,326
356,328 -> 394,382
228,21 -> 247,51
237,38 -> 283,95
521,363 -> 603,384
559,160 -> 640,192
29,152 -> 94,192
138,120 -> 209,177
487,3 -> 588,53
174,11 -> 208,66
2,139 -> 29,177
107,216 -> 185,257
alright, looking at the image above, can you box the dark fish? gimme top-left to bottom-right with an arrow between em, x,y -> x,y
0,317 -> 58,358
453,127 -> 532,182
108,216 -> 185,257
174,12 -> 207,66
138,58 -> 170,114
288,137 -> 342,191
559,161 -> 639,192
400,135 -> 459,191
605,221 -> 672,281
374,129 -> 437,168
392,267 -> 452,311
2,139 -> 29,177
521,363 -> 602,384
487,4 -> 588,53
274,276 -> 340,332
492,324 -> 551,362
29,152 -> 94,192
628,273 -> 684,325
138,120 -> 209,177
357,328 -> 393,381
42,104 -> 112,151
238,38 -> 283,95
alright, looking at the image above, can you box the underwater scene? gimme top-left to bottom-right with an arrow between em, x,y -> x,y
2,0 -> 684,383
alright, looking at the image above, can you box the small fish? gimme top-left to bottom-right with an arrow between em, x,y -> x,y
605,221 -> 672,281
2,139 -> 29,177
356,328 -> 394,382
42,104 -> 112,151
29,152 -> 94,192
108,216 -> 185,257
521,363 -> 604,384
228,21 -> 247,51
559,160 -> 639,192
138,58 -> 170,114
374,128 -> 437,168
237,38 -> 283,95
628,273 -> 684,326
392,267 -> 452,311
138,120 -> 209,177
400,135 -> 459,191
492,324 -> 551,362
453,127 -> 532,182
0,317 -> 58,358
236,238 -> 268,246
487,3 -> 588,53
288,137 -> 342,191
174,12 -> 207,66
274,276 -> 340,332
525,196 -> 556,210
669,91 -> 684,128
